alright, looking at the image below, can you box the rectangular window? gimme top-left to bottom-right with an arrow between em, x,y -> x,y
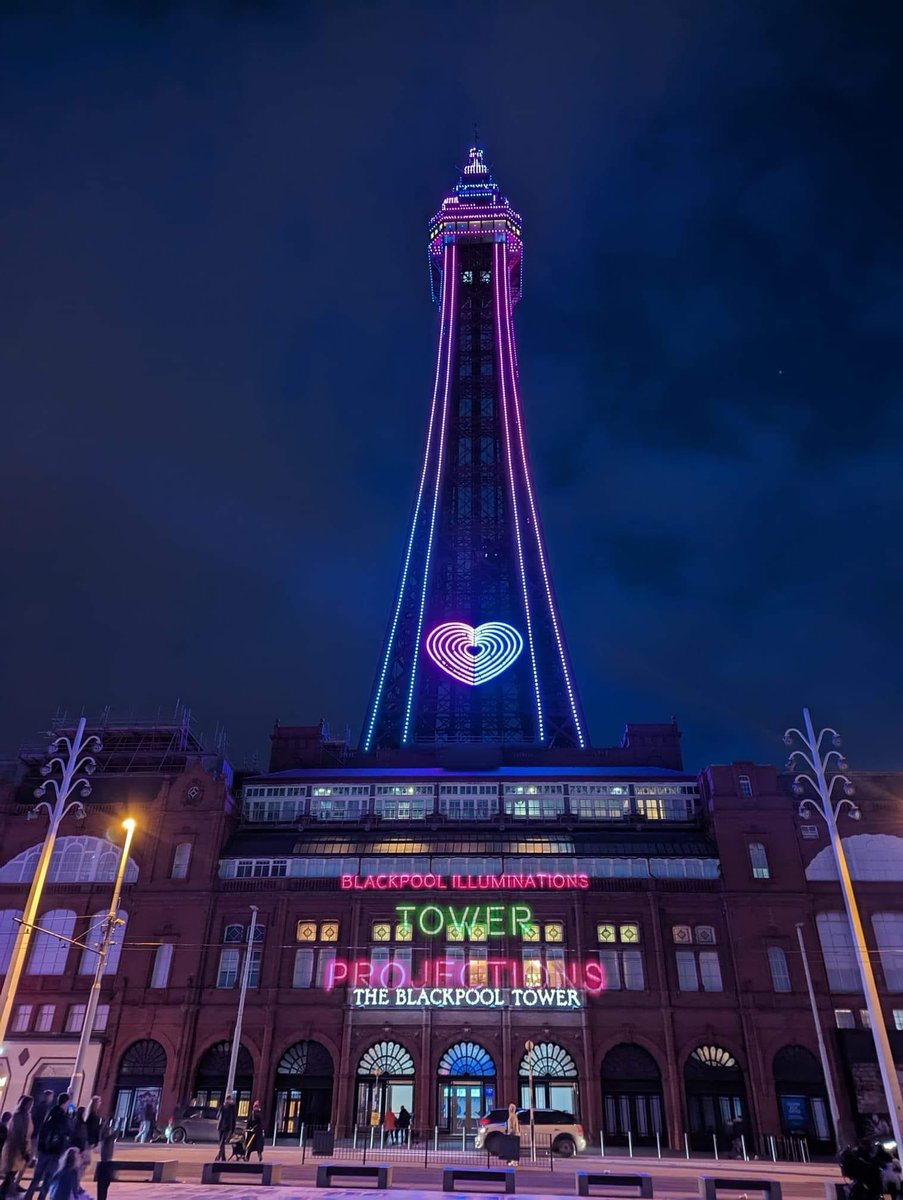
872,914 -> 903,991
170,843 -> 192,880
293,948 -> 314,988
150,943 -> 174,989
217,948 -> 240,988
768,946 -> 792,993
247,948 -> 262,988
623,950 -> 645,991
12,1004 -> 32,1032
801,825 -> 820,839
676,950 -> 699,991
860,1008 -> 872,1029
65,1004 -> 87,1033
748,842 -> 770,879
95,1004 -> 109,1032
316,948 -> 337,989
35,1004 -> 55,1033
738,775 -> 753,797
834,1008 -> 855,1029
699,951 -> 723,992
817,913 -> 860,991
893,1010 -> 903,1031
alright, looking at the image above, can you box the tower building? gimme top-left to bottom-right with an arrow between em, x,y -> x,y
364,148 -> 586,751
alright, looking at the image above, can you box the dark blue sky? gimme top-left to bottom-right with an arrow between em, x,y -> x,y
2,2 -> 901,770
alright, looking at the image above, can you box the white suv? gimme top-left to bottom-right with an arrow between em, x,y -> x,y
475,1108 -> 586,1157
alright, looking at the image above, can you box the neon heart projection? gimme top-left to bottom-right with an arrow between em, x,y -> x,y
426,621 -> 524,687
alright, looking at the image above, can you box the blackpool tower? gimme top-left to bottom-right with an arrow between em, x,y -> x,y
363,148 -> 587,751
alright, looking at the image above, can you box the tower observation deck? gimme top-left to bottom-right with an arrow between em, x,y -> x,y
363,148 -> 587,751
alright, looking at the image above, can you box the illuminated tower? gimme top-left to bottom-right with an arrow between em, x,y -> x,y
363,148 -> 587,751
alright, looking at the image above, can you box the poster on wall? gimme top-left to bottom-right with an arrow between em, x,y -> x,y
779,1095 -> 808,1132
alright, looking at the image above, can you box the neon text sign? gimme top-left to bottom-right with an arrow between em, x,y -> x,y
395,903 -> 533,938
426,621 -> 523,686
341,873 -> 589,891
327,956 -> 605,994
352,986 -> 582,1010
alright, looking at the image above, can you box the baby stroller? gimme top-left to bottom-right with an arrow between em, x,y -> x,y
228,1130 -> 249,1161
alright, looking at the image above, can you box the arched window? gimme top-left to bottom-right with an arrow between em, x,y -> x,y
519,1042 -> 577,1078
118,1039 -> 167,1080
358,1042 -> 414,1077
0,910 -> 23,973
78,911 -> 129,975
0,837 -> 138,885
437,1042 -> 495,1077
171,843 -> 192,880
872,913 -> 903,991
27,910 -> 76,975
277,1041 -> 334,1077
689,1045 -> 737,1070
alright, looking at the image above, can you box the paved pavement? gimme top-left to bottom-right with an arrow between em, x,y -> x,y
73,1145 -> 842,1199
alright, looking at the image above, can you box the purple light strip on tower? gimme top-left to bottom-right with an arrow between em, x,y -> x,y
363,243 -> 454,751
401,243 -> 459,745
499,243 -> 586,747
493,241 -> 544,742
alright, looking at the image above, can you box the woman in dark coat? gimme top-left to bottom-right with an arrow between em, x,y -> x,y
244,1102 -> 265,1163
0,1096 -> 33,1200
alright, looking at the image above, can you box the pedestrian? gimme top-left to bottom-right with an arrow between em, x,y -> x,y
24,1092 -> 72,1200
134,1094 -> 156,1144
69,1108 -> 88,1185
245,1102 -> 265,1163
505,1103 -> 520,1166
0,1096 -> 32,1200
729,1115 -> 744,1159
215,1095 -> 237,1163
383,1109 -> 396,1145
841,1138 -> 884,1200
46,1147 -> 80,1200
396,1106 -> 410,1147
83,1096 -> 102,1176
31,1093 -> 53,1144
0,1113 -> 9,1162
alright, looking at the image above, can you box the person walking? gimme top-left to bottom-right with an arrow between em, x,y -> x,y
46,1147 -> 81,1200
134,1094 -> 156,1144
69,1108 -> 88,1185
505,1103 -> 520,1166
83,1097 -> 102,1169
215,1095 -> 237,1163
383,1109 -> 396,1145
24,1093 -> 72,1200
0,1113 -> 10,1163
0,1096 -> 32,1200
245,1102 -> 264,1163
396,1106 -> 410,1147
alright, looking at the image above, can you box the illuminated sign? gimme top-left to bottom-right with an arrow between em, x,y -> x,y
352,986 -> 582,1010
395,903 -> 533,938
341,873 -> 589,891
426,621 -> 523,686
327,956 -> 605,994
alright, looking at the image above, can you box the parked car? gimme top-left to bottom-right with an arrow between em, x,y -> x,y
475,1108 -> 586,1157
168,1105 -> 229,1144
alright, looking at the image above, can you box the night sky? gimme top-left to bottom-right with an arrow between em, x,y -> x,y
2,2 -> 901,771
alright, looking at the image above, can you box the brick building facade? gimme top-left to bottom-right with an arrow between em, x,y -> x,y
1,713 -> 901,1154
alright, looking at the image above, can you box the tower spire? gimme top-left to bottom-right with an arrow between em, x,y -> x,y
362,150 -> 587,751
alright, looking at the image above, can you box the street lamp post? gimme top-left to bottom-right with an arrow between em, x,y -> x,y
0,717 -> 100,1045
785,707 -> 903,1151
795,921 -> 843,1148
225,905 -> 258,1101
524,1040 -> 536,1163
68,818 -> 136,1106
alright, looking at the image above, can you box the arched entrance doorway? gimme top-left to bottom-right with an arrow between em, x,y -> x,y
193,1041 -> 253,1117
437,1042 -> 496,1135
684,1045 -> 747,1150
112,1039 -> 167,1134
519,1042 -> 579,1114
773,1045 -> 833,1152
274,1040 -> 334,1135
355,1042 -> 415,1130
600,1043 -> 665,1147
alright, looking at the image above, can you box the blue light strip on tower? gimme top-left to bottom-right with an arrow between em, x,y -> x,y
363,243 -> 454,751
499,244 -> 586,747
494,240 -> 544,742
401,243 -> 459,745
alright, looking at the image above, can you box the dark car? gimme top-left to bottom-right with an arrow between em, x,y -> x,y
476,1108 -> 586,1157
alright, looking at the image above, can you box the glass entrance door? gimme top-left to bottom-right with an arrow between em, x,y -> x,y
441,1082 -> 493,1134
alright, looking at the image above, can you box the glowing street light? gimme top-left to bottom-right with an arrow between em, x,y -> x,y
785,707 -> 903,1151
0,718 -> 101,1046
69,817 -> 137,1105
